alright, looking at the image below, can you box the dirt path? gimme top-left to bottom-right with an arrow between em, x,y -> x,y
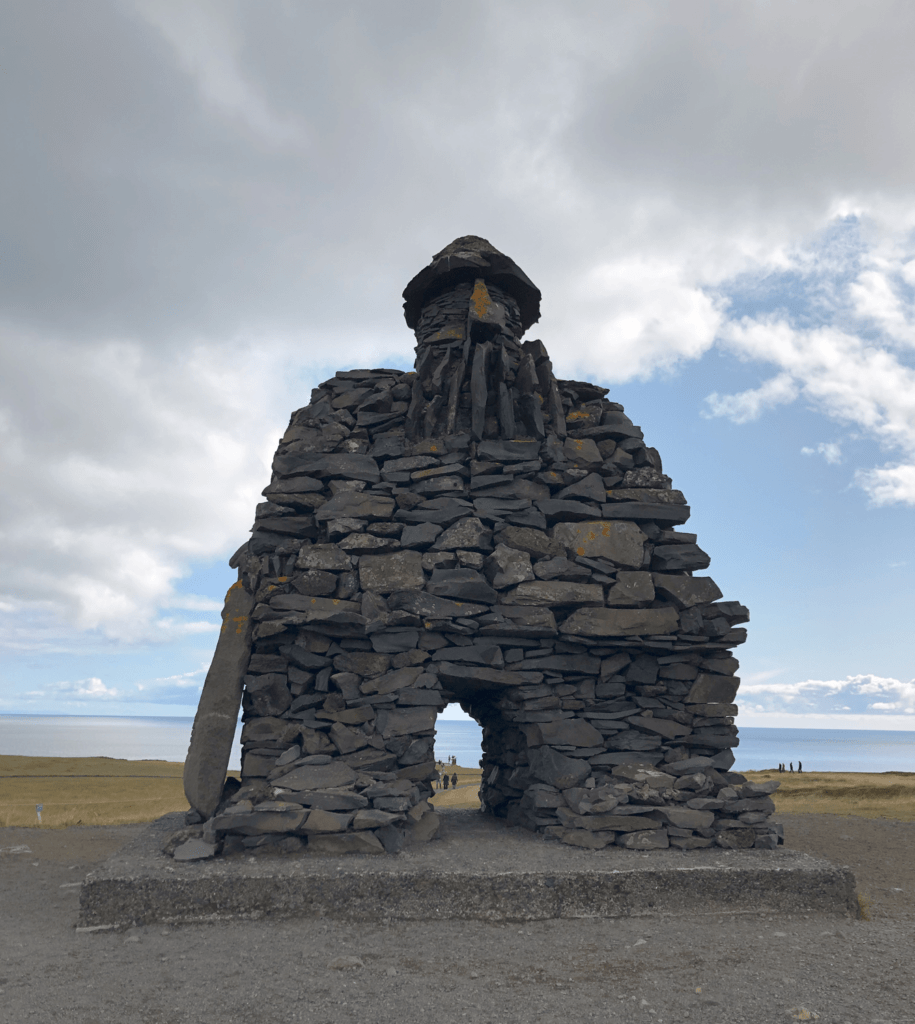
1,813 -> 913,1024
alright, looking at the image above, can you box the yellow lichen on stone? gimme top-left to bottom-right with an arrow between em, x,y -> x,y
425,326 -> 464,344
566,410 -> 589,421
470,278 -> 492,319
220,583 -> 247,636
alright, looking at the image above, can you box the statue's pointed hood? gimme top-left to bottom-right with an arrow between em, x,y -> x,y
402,235 -> 541,334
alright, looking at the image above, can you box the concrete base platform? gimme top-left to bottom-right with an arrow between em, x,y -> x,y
78,810 -> 859,929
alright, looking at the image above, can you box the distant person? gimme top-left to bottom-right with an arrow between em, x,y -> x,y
790,762 -> 794,772
442,774 -> 450,790
451,772 -> 458,789
798,761 -> 803,772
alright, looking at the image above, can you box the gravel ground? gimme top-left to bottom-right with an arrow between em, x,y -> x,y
1,811 -> 913,1024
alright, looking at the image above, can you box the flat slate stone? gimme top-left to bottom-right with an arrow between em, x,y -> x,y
427,568 -> 498,604
686,672 -> 740,704
394,503 -> 470,527
269,594 -> 361,614
183,583 -> 254,820
605,572 -> 655,606
273,452 -> 381,482
522,719 -> 604,748
652,543 -> 711,571
651,574 -> 723,609
560,606 -> 680,637
435,662 -> 526,690
477,439 -> 542,462
536,499 -> 602,521
315,492 -> 395,522
599,502 -> 691,525
502,580 -> 604,606
271,762 -> 358,791
359,550 -> 425,594
296,545 -> 352,571
387,591 -> 489,619
497,526 -> 563,560
551,520 -> 645,568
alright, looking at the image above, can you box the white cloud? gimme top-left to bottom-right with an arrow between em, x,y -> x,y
738,710 -> 915,731
0,325 -> 284,644
704,372 -> 799,424
136,669 -> 206,700
704,311 -> 915,502
131,0 -> 302,147
161,595 -> 224,612
21,668 -> 208,709
741,669 -> 784,687
740,673 -> 915,715
855,462 -> 915,505
28,677 -> 119,700
801,442 -> 843,464
553,258 -> 723,383
5,0 -> 915,686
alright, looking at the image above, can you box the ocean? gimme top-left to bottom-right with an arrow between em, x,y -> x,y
2,716 -> 915,774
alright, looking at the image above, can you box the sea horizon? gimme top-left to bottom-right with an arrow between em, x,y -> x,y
2,714 -> 915,774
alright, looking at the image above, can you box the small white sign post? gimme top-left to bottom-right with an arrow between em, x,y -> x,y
36,804 -> 43,825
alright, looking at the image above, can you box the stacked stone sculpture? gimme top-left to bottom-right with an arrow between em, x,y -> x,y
179,235 -> 781,860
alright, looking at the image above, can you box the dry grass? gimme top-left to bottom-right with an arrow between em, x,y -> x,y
4,755 -> 913,828
0,754 -> 186,778
0,776 -> 190,828
0,755 -> 236,829
745,769 -> 915,822
430,765 -> 483,810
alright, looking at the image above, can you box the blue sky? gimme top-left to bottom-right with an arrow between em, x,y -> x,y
1,1 -> 913,730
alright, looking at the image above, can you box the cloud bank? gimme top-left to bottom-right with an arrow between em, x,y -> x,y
2,0 -> 915,655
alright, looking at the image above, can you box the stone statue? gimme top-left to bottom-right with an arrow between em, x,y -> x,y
180,236 -> 780,859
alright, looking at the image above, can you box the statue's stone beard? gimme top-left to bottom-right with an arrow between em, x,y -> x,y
406,279 -> 564,442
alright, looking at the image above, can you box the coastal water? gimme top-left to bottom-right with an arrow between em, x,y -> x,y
2,716 -> 915,774
0,715 -> 243,769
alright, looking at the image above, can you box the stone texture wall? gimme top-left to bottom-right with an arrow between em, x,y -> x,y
177,237 -> 780,861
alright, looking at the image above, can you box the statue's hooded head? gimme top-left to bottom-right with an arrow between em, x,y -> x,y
402,236 -> 541,343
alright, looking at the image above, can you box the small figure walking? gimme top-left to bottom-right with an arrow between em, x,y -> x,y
798,761 -> 803,772
451,772 -> 458,789
442,773 -> 450,790
790,762 -> 794,772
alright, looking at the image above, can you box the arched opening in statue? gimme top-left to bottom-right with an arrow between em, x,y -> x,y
429,701 -> 483,805
441,687 -> 535,825
429,667 -> 597,830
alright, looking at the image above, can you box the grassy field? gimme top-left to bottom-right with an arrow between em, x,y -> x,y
2,755 -> 914,827
431,765 -> 483,811
0,755 -> 195,828
745,769 -> 915,821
